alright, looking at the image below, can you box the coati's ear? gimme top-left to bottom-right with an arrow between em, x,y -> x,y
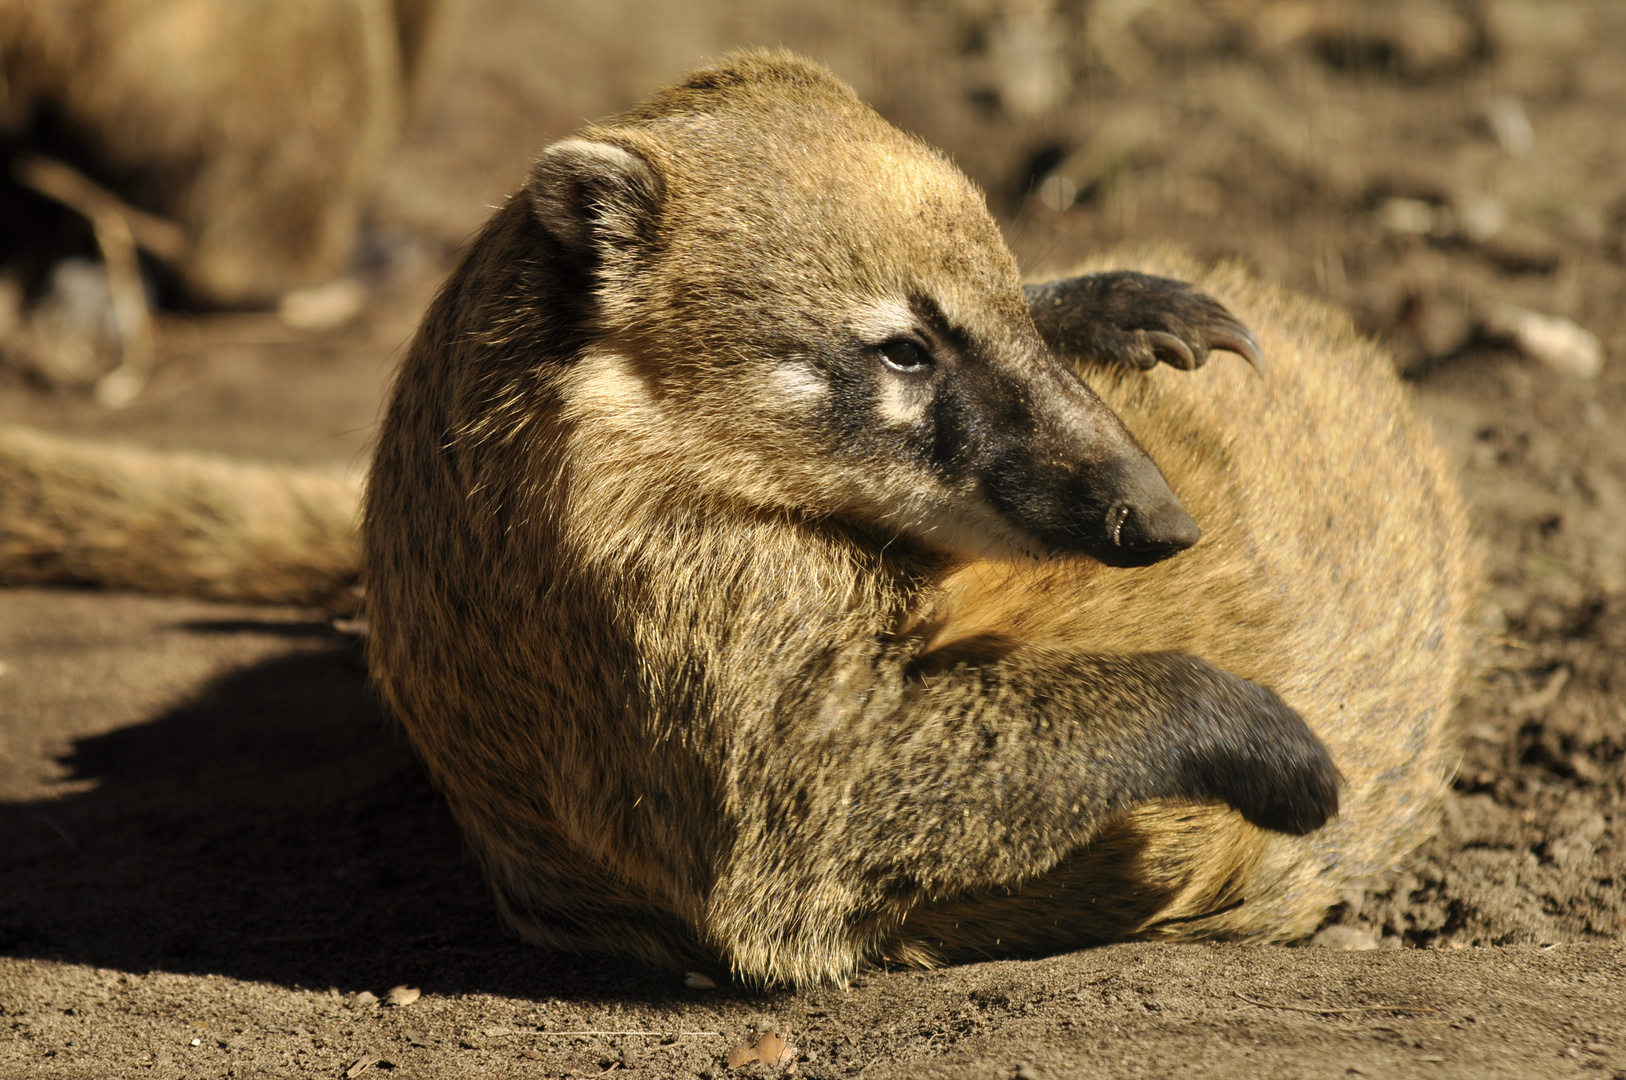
526,139 -> 664,265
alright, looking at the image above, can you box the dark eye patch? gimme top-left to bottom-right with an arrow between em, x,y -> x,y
878,339 -> 933,373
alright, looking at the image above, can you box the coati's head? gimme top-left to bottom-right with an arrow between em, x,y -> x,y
531,52 -> 1196,568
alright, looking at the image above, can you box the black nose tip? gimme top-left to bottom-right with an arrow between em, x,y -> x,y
1107,499 -> 1201,563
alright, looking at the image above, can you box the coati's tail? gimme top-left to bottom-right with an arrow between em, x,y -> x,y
0,425 -> 360,609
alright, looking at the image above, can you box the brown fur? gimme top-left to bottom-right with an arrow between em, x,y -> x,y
0,55 -> 1473,985
354,53 -> 1476,987
0,0 -> 456,305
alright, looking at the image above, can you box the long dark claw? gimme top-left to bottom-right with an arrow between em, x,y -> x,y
1025,270 -> 1269,381
1143,330 -> 1199,370
1207,320 -> 1267,378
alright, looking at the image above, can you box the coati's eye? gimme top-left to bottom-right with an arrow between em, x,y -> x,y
878,339 -> 933,373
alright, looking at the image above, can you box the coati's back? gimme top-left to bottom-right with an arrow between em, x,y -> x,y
1101,255 -> 1475,940
901,252 -> 1476,955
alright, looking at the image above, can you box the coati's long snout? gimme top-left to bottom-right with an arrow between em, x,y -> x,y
966,353 -> 1200,567
831,311 -> 1202,567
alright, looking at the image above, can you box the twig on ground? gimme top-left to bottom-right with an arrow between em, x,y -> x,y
13,154 -> 188,261
13,153 -> 178,407
494,1030 -> 722,1037
1235,991 -> 1438,1016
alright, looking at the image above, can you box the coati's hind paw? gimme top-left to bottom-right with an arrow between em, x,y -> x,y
1024,271 -> 1266,377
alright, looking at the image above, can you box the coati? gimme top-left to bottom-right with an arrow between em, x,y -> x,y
362,53 -> 1473,984
0,53 -> 1476,986
0,0 -> 460,306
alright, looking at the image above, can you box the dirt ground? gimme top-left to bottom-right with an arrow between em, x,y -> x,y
3,1 -> 1625,1077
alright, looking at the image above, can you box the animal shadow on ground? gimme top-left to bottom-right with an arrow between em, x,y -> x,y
0,622 -> 709,1005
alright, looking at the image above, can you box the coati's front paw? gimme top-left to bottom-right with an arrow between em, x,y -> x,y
1024,271 -> 1265,376
1200,685 -> 1341,837
1137,654 -> 1340,836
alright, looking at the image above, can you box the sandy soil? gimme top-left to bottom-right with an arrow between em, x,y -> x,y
2,1 -> 1624,1076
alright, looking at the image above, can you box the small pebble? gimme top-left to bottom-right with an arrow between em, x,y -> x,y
1486,97 -> 1534,157
684,971 -> 717,989
351,991 -> 379,1009
384,985 -> 421,1007
1487,307 -> 1603,379
279,278 -> 367,331
726,1041 -> 756,1069
1459,197 -> 1507,242
755,1031 -> 794,1067
1378,197 -> 1445,236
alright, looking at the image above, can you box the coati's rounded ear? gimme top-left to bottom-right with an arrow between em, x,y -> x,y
526,139 -> 664,262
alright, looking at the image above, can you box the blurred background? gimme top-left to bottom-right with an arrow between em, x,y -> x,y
2,0 -> 1621,456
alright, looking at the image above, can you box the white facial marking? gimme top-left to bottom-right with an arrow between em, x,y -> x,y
847,296 -> 916,342
772,362 -> 827,404
848,296 -> 932,427
566,350 -> 654,417
876,377 -> 928,426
